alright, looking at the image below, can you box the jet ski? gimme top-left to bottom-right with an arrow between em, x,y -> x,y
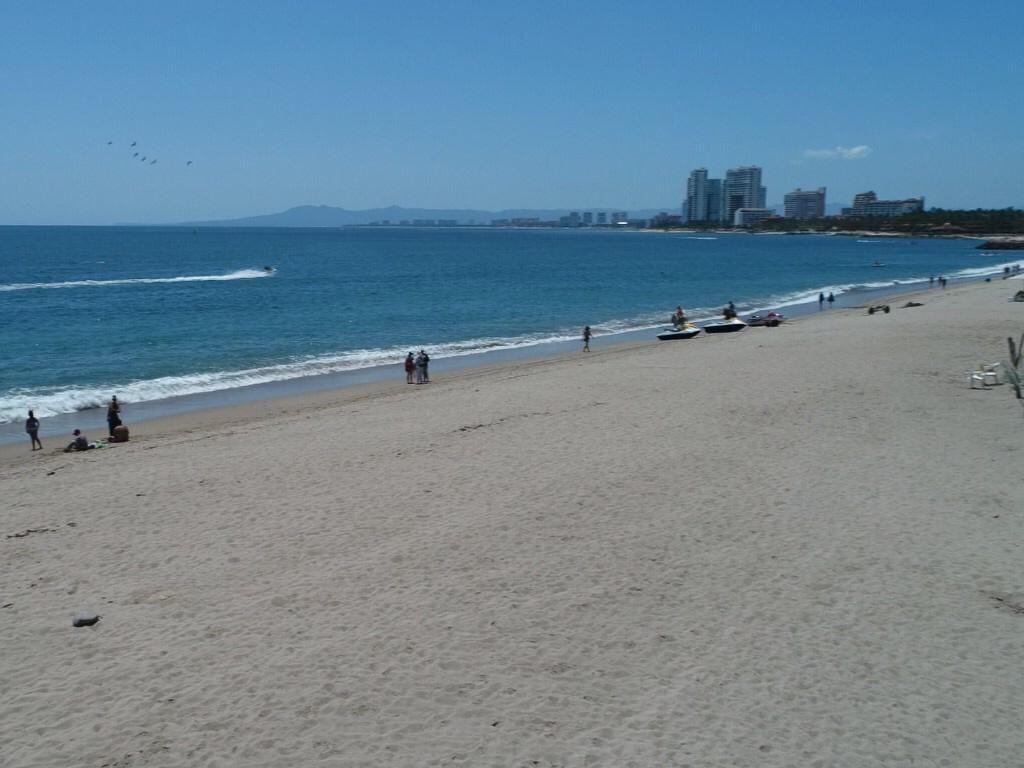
746,311 -> 784,327
703,317 -> 748,334
657,323 -> 701,340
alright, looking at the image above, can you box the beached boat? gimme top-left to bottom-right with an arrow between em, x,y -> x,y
703,318 -> 747,334
657,324 -> 701,340
746,311 -> 784,327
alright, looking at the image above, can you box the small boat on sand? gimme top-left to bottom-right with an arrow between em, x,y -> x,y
703,318 -> 747,334
746,311 -> 784,327
657,324 -> 701,340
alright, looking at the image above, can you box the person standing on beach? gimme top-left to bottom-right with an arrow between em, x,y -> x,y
414,350 -> 426,384
818,292 -> 825,309
421,350 -> 430,383
26,410 -> 42,451
929,275 -> 935,287
582,325 -> 591,352
106,395 -> 122,437
404,352 -> 415,384
827,292 -> 835,307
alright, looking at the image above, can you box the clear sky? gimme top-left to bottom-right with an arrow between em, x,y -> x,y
2,0 -> 1021,224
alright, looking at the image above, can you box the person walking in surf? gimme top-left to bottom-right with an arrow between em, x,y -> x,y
582,326 -> 592,352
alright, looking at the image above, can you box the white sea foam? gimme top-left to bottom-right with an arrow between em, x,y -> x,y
4,258 -> 1016,424
0,327 -> 601,423
0,269 -> 271,292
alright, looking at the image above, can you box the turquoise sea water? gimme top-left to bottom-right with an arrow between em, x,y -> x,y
0,226 -> 1016,439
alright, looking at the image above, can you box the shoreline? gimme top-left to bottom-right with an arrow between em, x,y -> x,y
2,274 -> 1012,466
0,282 -> 929,461
2,265 -> 1014,451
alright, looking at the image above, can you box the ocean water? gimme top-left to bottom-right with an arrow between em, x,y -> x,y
0,226 -> 1016,439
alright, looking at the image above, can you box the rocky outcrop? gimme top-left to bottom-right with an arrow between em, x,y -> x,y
977,239 -> 1024,250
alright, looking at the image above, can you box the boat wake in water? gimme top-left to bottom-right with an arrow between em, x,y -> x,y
0,268 -> 272,292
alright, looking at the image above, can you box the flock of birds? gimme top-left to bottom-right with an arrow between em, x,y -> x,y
106,140 -> 192,167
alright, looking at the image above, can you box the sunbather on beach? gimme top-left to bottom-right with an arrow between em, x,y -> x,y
63,429 -> 93,452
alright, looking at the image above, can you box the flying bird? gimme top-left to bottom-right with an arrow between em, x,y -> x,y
186,160 -> 193,166
107,140 -> 113,145
141,156 -> 147,161
130,141 -> 137,147
149,159 -> 157,165
133,152 -> 139,157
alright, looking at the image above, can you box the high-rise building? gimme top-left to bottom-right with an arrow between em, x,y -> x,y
851,191 -> 924,216
733,208 -> 775,227
597,212 -> 607,225
725,166 -> 765,221
852,191 -> 877,214
684,169 -> 727,223
784,187 -> 827,219
706,179 -> 725,223
685,168 -> 708,222
583,212 -> 593,225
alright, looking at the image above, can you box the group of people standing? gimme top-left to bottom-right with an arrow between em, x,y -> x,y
818,292 -> 836,308
404,350 -> 431,384
23,395 -> 127,453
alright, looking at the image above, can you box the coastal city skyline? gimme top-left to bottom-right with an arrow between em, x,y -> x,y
2,2 -> 1022,225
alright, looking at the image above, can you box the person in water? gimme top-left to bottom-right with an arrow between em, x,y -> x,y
26,410 -> 42,451
818,292 -> 825,309
827,292 -> 835,306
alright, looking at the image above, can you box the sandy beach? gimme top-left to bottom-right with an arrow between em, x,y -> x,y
2,279 -> 1022,767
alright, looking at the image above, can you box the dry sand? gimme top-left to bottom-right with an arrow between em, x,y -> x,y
2,279 -> 1023,767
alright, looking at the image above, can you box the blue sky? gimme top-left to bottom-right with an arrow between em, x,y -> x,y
1,0 -> 1021,224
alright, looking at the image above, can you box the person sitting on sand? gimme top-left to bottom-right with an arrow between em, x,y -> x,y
64,429 -> 93,452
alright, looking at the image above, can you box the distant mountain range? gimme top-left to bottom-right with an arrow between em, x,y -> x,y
178,204 -> 674,227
